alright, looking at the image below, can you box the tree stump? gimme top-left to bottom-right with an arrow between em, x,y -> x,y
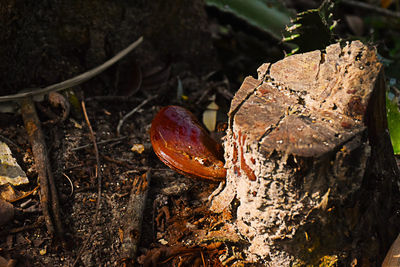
210,41 -> 400,265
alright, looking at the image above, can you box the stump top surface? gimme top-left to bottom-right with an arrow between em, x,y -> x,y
230,41 -> 381,157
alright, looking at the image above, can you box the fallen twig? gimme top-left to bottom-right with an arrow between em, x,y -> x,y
1,36 -> 144,247
9,185 -> 40,203
120,170 -> 151,262
116,94 -> 158,135
62,173 -> 74,197
0,216 -> 44,236
102,154 -> 135,168
85,96 -> 143,102
341,0 -> 400,19
20,97 -> 64,240
71,136 -> 128,151
72,100 -> 103,267
0,37 -> 144,102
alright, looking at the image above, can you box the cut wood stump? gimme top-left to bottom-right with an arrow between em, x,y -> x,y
210,41 -> 400,265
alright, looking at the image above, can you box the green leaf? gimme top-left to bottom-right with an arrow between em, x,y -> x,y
283,0 -> 337,55
206,0 -> 292,40
386,92 -> 400,155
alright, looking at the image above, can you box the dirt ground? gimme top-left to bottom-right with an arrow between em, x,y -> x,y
0,0 -> 292,264
0,65 -> 256,266
2,1 -> 399,266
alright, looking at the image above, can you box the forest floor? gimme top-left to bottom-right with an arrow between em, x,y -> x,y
1,0 -> 400,266
0,67 -> 251,266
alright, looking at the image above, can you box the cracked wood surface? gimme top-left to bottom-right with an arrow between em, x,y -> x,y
211,41 -> 400,265
231,41 -> 379,158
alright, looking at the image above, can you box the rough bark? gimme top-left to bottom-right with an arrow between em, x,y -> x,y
120,171 -> 151,262
211,41 -> 400,265
20,97 -> 64,240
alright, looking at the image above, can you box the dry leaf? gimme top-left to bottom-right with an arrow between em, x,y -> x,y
131,144 -> 145,154
202,100 -> 219,132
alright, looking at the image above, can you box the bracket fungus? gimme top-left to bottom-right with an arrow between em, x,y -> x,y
150,105 -> 226,182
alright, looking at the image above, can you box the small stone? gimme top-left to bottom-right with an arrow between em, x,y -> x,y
0,142 -> 28,186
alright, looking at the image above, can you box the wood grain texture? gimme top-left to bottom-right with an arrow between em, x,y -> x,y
211,41 -> 400,265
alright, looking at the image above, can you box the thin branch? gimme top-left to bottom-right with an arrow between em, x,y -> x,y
20,98 -> 55,236
0,36 -> 143,102
62,172 -> 74,197
9,185 -> 40,203
0,216 -> 44,236
82,100 -> 102,213
116,94 -> 158,135
0,134 -> 22,151
340,0 -> 400,19
71,136 -> 128,151
72,101 -> 103,267
46,144 -> 64,242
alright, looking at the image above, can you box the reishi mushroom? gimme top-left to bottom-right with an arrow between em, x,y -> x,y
150,105 -> 226,182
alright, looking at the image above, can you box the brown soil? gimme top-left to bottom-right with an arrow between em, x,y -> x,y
0,66 -> 243,266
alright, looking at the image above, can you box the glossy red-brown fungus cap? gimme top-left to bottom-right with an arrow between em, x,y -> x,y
150,105 -> 226,182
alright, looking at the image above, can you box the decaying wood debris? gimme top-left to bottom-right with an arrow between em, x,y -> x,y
20,97 -> 64,240
210,41 -> 400,265
120,171 -> 151,263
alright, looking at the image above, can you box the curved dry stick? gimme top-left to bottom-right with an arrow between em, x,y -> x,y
14,36 -> 144,245
0,36 -> 143,102
9,185 -> 40,203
